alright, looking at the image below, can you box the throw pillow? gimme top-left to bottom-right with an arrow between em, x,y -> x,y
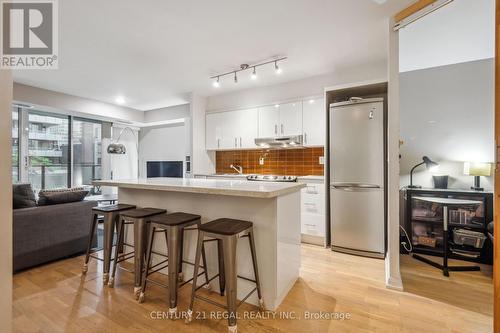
13,184 -> 37,209
37,187 -> 89,206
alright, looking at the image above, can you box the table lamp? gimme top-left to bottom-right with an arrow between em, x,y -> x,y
463,162 -> 491,191
408,156 -> 439,188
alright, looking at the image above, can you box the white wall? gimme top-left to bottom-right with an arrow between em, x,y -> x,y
399,0 -> 495,72
207,62 -> 387,112
138,123 -> 187,178
143,104 -> 189,123
190,93 -> 214,174
399,59 -> 495,190
0,70 -> 13,333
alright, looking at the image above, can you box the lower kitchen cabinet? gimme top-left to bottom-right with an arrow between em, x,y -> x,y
300,179 -> 326,245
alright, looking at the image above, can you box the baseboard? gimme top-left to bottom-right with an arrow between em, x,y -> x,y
301,234 -> 324,246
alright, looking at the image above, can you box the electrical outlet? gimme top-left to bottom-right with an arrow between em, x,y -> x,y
319,156 -> 325,165
259,157 -> 265,165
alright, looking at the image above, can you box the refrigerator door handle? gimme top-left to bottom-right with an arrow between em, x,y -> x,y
330,182 -> 381,190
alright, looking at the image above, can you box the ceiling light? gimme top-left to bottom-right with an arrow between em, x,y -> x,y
274,104 -> 280,108
275,61 -> 282,74
213,76 -> 220,88
251,67 -> 257,80
234,72 -> 238,83
115,96 -> 125,105
309,99 -> 315,104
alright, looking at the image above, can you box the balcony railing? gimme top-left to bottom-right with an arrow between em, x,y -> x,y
28,163 -> 102,193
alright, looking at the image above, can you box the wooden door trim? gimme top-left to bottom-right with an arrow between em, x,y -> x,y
394,0 -> 438,23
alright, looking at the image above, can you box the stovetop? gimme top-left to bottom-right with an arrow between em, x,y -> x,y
246,175 -> 298,182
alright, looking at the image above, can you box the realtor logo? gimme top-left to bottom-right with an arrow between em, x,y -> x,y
1,0 -> 58,69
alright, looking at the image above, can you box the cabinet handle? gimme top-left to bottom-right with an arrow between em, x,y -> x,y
274,124 -> 278,135
305,132 -> 307,144
239,137 -> 242,147
281,124 -> 284,135
217,139 -> 220,148
234,137 -> 237,147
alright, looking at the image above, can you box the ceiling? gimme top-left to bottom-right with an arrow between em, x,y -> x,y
12,0 -> 413,111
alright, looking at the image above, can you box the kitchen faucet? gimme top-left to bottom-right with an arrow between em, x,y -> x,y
230,164 -> 243,174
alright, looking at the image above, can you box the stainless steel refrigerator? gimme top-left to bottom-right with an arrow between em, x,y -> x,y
329,97 -> 385,258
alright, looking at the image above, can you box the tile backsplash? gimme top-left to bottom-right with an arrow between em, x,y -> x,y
215,147 -> 324,176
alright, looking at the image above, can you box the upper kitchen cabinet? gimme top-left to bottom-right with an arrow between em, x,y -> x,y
258,101 -> 302,138
302,98 -> 325,146
206,108 -> 258,150
258,105 -> 280,137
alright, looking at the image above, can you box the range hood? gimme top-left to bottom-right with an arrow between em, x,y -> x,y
254,135 -> 304,149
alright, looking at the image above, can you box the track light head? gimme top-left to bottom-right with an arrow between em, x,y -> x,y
275,61 -> 282,74
251,67 -> 257,80
212,76 -> 220,88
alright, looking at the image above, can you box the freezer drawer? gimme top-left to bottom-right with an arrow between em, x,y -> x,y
330,187 -> 384,255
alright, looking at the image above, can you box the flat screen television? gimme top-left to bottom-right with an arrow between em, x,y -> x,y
146,161 -> 183,178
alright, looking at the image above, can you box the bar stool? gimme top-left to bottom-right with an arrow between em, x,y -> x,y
138,212 -> 210,316
186,218 -> 264,333
108,207 -> 166,297
82,203 -> 136,285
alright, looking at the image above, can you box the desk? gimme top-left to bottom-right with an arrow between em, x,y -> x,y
412,196 -> 482,276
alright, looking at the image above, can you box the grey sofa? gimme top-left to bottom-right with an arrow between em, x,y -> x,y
13,200 -> 97,271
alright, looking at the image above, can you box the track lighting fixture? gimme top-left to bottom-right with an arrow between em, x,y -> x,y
210,57 -> 286,87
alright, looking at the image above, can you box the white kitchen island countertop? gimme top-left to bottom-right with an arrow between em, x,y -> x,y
94,177 -> 305,198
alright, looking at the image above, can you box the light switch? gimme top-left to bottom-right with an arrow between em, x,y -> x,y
319,156 -> 325,165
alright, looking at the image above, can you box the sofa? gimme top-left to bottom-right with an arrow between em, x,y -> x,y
13,185 -> 97,272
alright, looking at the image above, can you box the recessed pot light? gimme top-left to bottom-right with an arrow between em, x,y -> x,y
115,96 -> 126,105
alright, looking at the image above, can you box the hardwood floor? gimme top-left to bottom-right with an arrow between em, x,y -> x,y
13,245 -> 493,333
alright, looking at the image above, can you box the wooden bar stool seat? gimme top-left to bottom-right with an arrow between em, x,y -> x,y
186,218 -> 264,333
83,204 -> 136,285
108,207 -> 166,297
138,212 -> 210,318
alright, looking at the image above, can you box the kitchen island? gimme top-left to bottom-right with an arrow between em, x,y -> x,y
93,177 -> 305,310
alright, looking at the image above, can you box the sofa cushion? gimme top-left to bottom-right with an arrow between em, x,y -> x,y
37,187 -> 89,206
13,184 -> 37,209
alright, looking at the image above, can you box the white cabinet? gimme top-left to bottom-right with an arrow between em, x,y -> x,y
279,102 -> 302,136
206,108 -> 258,150
300,179 -> 325,245
258,105 -> 280,137
258,102 -> 302,138
234,108 -> 259,148
302,98 -> 325,146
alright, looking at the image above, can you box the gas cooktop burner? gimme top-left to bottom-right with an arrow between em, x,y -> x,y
246,175 -> 298,182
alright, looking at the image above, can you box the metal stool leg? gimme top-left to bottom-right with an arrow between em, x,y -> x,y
116,214 -> 125,255
133,217 -> 148,298
248,229 -> 265,310
138,225 -> 156,303
108,217 -> 125,287
166,225 -> 181,317
217,239 -> 225,296
178,227 -> 184,282
223,235 -> 238,333
102,212 -> 116,285
186,230 -> 204,324
82,213 -> 98,274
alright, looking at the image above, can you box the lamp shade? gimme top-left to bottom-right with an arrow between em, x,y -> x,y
463,162 -> 491,177
107,143 -> 126,154
422,156 -> 439,171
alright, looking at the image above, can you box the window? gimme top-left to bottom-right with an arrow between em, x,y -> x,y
12,107 -> 19,182
11,106 -> 106,192
27,110 -> 70,192
72,118 -> 102,192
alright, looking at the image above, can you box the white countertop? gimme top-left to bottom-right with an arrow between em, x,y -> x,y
93,177 -> 305,198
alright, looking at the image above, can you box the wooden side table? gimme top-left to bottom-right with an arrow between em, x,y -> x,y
412,196 -> 482,277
